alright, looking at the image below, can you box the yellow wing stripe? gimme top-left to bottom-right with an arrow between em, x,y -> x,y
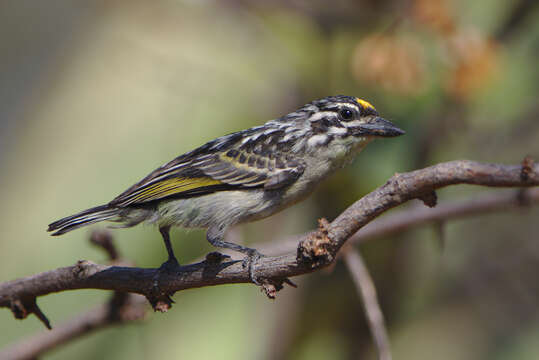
129,177 -> 223,202
217,153 -> 268,173
356,98 -> 376,111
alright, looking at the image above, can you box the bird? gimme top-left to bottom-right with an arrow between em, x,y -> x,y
48,95 -> 404,283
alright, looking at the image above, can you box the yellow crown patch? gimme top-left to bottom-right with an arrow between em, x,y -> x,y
356,98 -> 376,111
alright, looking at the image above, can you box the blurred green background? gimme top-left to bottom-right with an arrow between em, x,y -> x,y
1,0 -> 538,359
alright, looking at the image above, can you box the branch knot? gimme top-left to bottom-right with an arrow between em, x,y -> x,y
297,218 -> 336,267
72,260 -> 101,278
418,190 -> 438,207
521,156 -> 535,182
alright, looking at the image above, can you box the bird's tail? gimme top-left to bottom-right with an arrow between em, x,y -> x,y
48,205 -> 121,236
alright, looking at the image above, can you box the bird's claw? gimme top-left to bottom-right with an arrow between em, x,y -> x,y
205,251 -> 232,264
242,249 -> 265,285
157,257 -> 180,274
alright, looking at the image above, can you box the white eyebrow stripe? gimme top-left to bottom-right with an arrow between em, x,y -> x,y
308,111 -> 334,122
339,103 -> 360,111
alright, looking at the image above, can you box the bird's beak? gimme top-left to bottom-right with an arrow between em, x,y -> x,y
357,117 -> 405,137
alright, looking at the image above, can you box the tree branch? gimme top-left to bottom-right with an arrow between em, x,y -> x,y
0,160 -> 537,318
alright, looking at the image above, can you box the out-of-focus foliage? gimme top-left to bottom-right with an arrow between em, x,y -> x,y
0,0 -> 538,359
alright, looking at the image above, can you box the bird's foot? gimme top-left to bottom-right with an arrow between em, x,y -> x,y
158,256 -> 180,274
241,249 -> 265,285
205,251 -> 232,264
149,256 -> 180,311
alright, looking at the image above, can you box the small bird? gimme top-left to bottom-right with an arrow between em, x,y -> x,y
48,95 -> 404,282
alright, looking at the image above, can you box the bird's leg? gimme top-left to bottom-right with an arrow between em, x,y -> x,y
150,225 -> 178,306
159,225 -> 179,271
206,225 -> 265,285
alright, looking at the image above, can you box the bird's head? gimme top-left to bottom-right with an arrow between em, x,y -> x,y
280,95 -> 405,155
236,95 -> 404,160
308,95 -> 404,139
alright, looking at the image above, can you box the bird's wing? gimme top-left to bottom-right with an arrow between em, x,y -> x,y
109,149 -> 305,207
194,149 -> 305,189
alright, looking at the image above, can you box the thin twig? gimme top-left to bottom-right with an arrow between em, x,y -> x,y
0,295 -> 147,360
0,231 -> 148,360
344,250 -> 392,360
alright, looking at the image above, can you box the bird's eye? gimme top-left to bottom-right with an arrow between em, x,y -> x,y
339,109 -> 354,121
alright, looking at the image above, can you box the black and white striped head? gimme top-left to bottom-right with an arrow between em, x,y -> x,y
305,95 -> 404,141
207,95 -> 404,157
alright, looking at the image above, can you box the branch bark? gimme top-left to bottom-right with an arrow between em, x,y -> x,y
0,160 -> 537,317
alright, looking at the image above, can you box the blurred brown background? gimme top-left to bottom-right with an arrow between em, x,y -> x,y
0,0 -> 538,359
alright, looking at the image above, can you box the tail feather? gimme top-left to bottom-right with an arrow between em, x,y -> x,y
48,205 -> 120,236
